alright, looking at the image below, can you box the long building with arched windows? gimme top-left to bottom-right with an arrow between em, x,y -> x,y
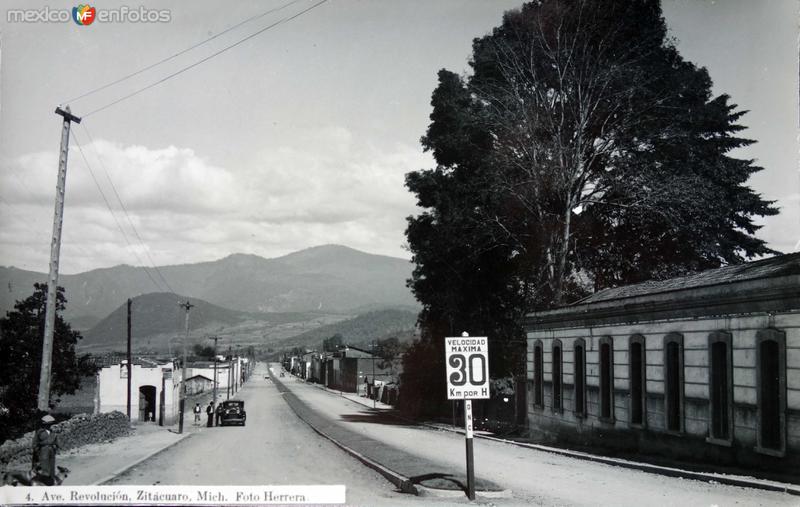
524,253 -> 800,474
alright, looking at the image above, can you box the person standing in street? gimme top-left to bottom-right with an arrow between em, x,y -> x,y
193,403 -> 201,426
31,414 -> 59,486
206,401 -> 214,427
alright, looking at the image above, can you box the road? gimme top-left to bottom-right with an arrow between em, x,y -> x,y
108,362 -> 796,506
106,363 -> 429,506
279,367 -> 796,507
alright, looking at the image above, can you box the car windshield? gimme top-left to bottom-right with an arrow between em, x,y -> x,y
222,401 -> 243,408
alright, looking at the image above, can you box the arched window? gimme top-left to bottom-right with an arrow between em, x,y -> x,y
599,336 -> 614,422
552,340 -> 563,412
629,335 -> 646,427
708,331 -> 732,443
664,333 -> 684,433
756,329 -> 786,455
533,340 -> 544,408
574,338 -> 586,417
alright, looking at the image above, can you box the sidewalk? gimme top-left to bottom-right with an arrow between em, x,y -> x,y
56,423 -> 192,485
274,374 -> 508,498
297,374 -> 800,497
305,379 -> 394,411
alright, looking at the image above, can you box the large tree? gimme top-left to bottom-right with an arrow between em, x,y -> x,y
401,0 -> 777,417
0,284 -> 96,442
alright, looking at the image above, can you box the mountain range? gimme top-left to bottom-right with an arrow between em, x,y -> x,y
0,245 -> 418,329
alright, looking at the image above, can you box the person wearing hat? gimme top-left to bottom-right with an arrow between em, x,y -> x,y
31,414 -> 59,486
206,401 -> 214,427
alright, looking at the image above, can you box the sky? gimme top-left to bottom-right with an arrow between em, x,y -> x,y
0,0 -> 797,278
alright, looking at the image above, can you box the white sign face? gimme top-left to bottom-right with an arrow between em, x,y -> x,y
445,336 -> 490,400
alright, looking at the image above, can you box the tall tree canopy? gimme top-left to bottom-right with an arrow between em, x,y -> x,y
400,0 -> 777,417
0,284 -> 96,441
322,333 -> 344,352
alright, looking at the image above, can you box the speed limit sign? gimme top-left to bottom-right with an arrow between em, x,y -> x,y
445,335 -> 489,400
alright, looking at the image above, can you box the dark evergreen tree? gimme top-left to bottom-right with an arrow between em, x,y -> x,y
0,284 -> 96,442
401,0 -> 777,417
193,344 -> 216,359
322,333 -> 344,352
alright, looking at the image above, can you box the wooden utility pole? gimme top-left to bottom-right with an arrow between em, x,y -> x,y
235,345 -> 241,393
178,301 -> 193,433
371,340 -> 376,409
211,335 -> 219,424
226,345 -> 232,400
37,106 -> 81,412
126,298 -> 132,420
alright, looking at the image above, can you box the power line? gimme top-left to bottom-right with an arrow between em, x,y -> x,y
61,0 -> 304,105
71,130 -> 167,293
83,0 -> 329,117
79,123 -> 177,294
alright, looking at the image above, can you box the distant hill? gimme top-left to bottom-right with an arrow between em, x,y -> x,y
0,245 -> 418,322
79,292 -> 319,352
275,308 -> 419,350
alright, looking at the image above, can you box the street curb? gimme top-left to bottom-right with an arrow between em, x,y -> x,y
92,432 -> 193,485
273,375 -> 510,499
272,377 -> 418,495
303,375 -> 800,497
423,423 -> 800,497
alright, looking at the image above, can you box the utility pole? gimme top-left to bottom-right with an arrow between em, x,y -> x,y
210,335 -> 219,425
371,340 -> 376,409
226,345 -> 232,399
126,298 -> 132,421
37,106 -> 81,412
235,345 -> 241,393
178,301 -> 193,433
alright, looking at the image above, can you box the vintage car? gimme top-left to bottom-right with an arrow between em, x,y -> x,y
218,400 -> 246,426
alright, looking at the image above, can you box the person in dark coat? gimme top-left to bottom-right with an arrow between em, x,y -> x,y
206,402 -> 214,427
215,403 -> 223,426
32,414 -> 59,486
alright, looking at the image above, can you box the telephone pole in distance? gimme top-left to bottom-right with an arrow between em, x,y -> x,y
178,300 -> 194,433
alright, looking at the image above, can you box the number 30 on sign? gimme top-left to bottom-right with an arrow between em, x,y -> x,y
445,336 -> 490,399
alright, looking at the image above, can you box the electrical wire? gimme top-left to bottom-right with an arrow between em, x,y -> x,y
79,123 -> 177,295
61,0 -> 305,105
82,0 -> 329,117
71,130 -> 169,294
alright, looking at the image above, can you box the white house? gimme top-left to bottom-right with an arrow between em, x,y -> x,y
185,358 -> 245,402
95,359 -> 179,425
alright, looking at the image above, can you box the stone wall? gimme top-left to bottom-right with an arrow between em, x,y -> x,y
0,411 -> 129,467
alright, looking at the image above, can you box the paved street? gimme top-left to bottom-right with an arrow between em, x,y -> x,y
105,362 -> 797,506
103,363 -> 470,506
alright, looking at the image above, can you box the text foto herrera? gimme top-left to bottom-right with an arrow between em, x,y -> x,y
447,337 -> 487,352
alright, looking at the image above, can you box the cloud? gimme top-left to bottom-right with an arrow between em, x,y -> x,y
0,126 -> 428,274
754,192 -> 800,254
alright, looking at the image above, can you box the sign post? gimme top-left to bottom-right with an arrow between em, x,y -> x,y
445,332 -> 489,501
